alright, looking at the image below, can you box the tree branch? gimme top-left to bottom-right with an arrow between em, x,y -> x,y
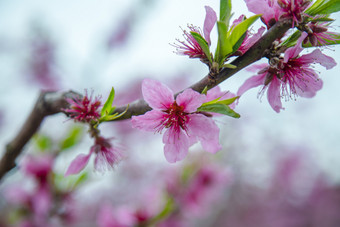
0,19 -> 291,181
0,90 -> 80,181
113,19 -> 292,120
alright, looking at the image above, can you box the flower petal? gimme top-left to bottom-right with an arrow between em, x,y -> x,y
131,110 -> 167,132
163,127 -> 189,163
203,6 -> 217,45
176,88 -> 205,113
237,73 -> 266,97
299,49 -> 337,70
186,114 -> 222,154
284,32 -> 308,62
142,79 -> 174,110
65,153 -> 92,176
267,76 -> 283,113
295,70 -> 323,98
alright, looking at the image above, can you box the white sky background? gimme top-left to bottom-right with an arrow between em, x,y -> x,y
0,0 -> 340,182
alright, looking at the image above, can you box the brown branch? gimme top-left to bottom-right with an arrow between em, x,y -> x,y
0,90 -> 80,181
0,19 -> 292,181
113,19 -> 292,120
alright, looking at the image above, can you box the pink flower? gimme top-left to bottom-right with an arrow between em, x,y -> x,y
64,90 -> 101,123
237,32 -> 336,112
244,0 -> 311,27
131,79 -> 222,163
172,6 -> 217,59
205,86 -> 237,110
304,21 -> 340,46
65,136 -> 122,176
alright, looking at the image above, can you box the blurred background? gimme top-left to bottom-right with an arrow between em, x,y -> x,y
0,0 -> 340,226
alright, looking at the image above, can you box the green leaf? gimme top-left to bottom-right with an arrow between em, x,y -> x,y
60,126 -> 83,150
280,30 -> 302,48
228,15 -> 261,49
101,87 -> 115,116
190,31 -> 212,63
33,134 -> 53,151
220,0 -> 232,23
198,103 -> 240,118
222,63 -> 237,69
99,104 -> 129,122
201,95 -> 238,106
201,86 -> 208,95
305,0 -> 340,15
71,172 -> 89,189
216,21 -> 233,64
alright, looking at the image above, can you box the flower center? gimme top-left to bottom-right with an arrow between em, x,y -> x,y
163,102 -> 188,131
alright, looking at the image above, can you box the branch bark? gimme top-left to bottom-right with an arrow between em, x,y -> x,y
0,19 -> 291,181
0,90 -> 80,181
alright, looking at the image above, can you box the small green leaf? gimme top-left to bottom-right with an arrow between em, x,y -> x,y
198,103 -> 240,118
60,126 -> 83,150
72,172 -> 88,189
201,86 -> 208,95
101,87 -> 115,117
100,104 -> 129,122
222,63 -> 237,69
280,30 -> 302,48
305,0 -> 340,15
190,31 -> 212,63
215,96 -> 239,105
201,95 -> 239,106
220,0 -> 232,23
33,134 -> 53,151
228,15 -> 261,49
216,21 -> 233,64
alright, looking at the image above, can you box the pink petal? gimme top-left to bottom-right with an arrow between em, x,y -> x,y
186,114 -> 222,154
299,49 -> 337,70
295,70 -> 323,98
203,6 -> 217,45
163,127 -> 189,163
131,110 -> 167,131
237,73 -> 266,97
284,33 -> 308,62
246,63 -> 268,72
176,88 -> 205,113
267,76 -> 283,113
65,153 -> 92,176
142,79 -> 174,110
245,0 -> 280,24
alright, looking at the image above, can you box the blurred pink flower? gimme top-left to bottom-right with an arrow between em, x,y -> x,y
97,204 -> 136,227
237,32 -> 336,112
131,79 -> 222,163
172,6 -> 217,59
64,90 -> 101,123
65,136 -> 122,176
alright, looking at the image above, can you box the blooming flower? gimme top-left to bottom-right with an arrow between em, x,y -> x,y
131,79 -> 222,163
237,32 -> 336,112
64,90 -> 101,123
244,0 -> 311,27
172,6 -> 217,59
65,136 -> 122,176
